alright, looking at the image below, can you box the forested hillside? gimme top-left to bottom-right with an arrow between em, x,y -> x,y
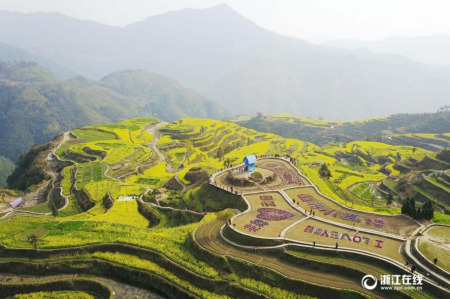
0,61 -> 226,163
0,155 -> 14,187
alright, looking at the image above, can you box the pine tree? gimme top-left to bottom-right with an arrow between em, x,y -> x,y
410,198 -> 416,218
416,207 -> 422,220
401,198 -> 410,215
422,201 -> 434,220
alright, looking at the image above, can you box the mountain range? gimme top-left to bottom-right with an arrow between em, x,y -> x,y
325,34 -> 450,67
0,5 -> 449,120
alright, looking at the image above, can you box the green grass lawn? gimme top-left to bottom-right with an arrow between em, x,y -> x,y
18,202 -> 51,214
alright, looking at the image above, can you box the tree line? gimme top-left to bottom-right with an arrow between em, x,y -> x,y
401,197 -> 434,220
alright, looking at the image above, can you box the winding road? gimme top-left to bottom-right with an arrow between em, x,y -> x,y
194,217 -> 382,298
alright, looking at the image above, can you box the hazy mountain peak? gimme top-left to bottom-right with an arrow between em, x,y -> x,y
65,75 -> 93,87
0,7 -> 449,119
0,60 -> 57,84
125,2 -> 258,34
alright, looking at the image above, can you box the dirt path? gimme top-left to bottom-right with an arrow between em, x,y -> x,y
147,121 -> 186,175
1,133 -> 72,215
147,121 -> 166,164
174,174 -> 187,190
138,191 -> 204,216
194,218 -> 381,298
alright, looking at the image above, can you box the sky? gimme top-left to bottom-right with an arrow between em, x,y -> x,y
0,0 -> 450,42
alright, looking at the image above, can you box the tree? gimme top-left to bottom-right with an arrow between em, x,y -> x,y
386,193 -> 393,206
319,163 -> 332,179
51,203 -> 58,216
401,197 -> 412,216
438,105 -> 450,113
27,234 -> 39,250
401,198 -> 433,220
416,207 -> 423,220
223,158 -> 231,168
422,201 -> 434,220
410,198 -> 416,218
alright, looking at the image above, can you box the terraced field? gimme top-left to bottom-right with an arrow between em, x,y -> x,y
418,225 -> 450,272
216,158 -> 413,263
387,133 -> 450,152
1,116 -> 449,298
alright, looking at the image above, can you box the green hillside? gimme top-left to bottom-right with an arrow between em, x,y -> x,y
0,41 -> 75,79
379,148 -> 450,213
228,112 -> 450,147
101,70 -> 228,121
0,61 -> 227,162
0,155 -> 14,188
0,60 -> 57,84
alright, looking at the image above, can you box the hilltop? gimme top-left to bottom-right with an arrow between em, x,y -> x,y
0,61 -> 227,165
0,40 -> 75,79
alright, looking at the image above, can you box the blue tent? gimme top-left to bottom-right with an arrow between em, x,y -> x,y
10,197 -> 23,208
243,155 -> 257,172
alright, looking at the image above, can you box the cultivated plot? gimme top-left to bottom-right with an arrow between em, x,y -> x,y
284,186 -> 419,236
232,191 -> 305,238
284,218 -> 405,263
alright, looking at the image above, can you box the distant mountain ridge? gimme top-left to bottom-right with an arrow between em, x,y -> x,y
0,41 -> 75,79
326,34 -> 450,67
227,112 -> 450,146
0,61 -> 227,163
0,5 -> 449,119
